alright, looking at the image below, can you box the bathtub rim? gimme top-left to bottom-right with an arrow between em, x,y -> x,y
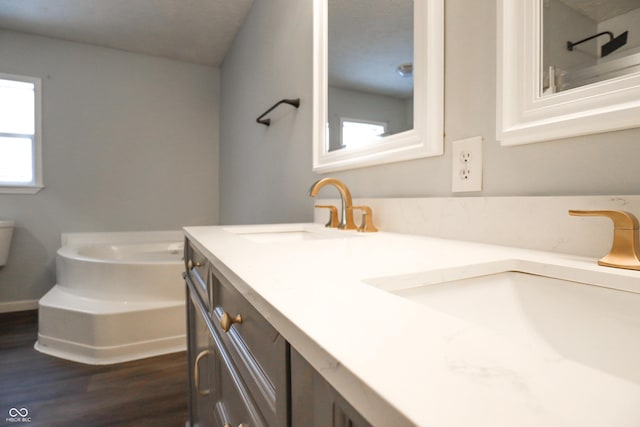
57,243 -> 183,266
59,230 -> 185,266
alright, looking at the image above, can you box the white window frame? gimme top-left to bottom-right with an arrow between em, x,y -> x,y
0,73 -> 43,194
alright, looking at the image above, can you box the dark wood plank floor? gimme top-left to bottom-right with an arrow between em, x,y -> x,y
0,310 -> 188,427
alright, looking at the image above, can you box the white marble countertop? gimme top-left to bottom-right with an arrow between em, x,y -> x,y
184,223 -> 640,427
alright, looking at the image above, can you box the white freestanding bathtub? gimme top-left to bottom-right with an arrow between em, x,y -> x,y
35,231 -> 186,365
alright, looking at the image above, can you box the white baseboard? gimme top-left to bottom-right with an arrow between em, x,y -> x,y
0,299 -> 38,313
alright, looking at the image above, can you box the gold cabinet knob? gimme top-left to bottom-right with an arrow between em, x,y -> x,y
187,259 -> 201,270
220,311 -> 242,332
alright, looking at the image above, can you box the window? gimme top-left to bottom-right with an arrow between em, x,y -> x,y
340,118 -> 387,150
0,73 -> 42,193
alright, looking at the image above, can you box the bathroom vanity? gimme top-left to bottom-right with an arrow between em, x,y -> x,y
183,222 -> 640,427
184,228 -> 372,427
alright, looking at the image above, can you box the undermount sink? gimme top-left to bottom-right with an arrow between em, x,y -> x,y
366,265 -> 640,384
222,224 -> 350,243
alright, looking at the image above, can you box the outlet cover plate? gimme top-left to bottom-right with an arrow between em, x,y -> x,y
451,136 -> 483,193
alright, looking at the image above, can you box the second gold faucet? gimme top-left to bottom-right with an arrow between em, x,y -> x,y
569,209 -> 640,270
309,178 -> 377,232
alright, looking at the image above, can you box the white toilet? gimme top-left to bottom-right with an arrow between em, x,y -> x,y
0,220 -> 15,266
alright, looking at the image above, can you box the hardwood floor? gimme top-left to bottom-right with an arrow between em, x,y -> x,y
0,310 -> 189,427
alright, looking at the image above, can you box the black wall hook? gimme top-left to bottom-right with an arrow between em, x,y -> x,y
256,98 -> 300,126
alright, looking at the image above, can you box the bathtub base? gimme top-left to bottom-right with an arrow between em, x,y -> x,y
35,285 -> 186,365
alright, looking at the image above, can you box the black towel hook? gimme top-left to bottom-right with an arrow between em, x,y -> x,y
256,98 -> 300,126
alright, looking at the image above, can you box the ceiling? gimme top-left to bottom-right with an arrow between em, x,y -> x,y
328,0 -> 413,99
0,0 -> 254,66
558,0 -> 640,22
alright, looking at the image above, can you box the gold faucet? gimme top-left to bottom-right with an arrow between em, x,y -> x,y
315,204 -> 340,228
309,178 -> 358,230
353,205 -> 378,232
569,209 -> 640,270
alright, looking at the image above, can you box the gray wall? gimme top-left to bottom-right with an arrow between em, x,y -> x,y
219,0 -> 640,227
0,30 -> 220,305
219,0 -> 315,224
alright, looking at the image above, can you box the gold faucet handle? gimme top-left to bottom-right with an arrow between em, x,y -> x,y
315,205 -> 340,228
353,206 -> 378,232
569,210 -> 639,229
569,209 -> 640,270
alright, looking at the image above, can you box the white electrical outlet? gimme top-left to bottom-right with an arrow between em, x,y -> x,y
451,136 -> 483,192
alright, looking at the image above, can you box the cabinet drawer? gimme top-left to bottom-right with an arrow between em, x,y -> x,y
212,346 -> 268,427
210,266 -> 288,427
184,238 -> 210,309
187,280 -> 269,427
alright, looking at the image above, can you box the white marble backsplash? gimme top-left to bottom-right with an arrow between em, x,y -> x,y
313,196 -> 640,258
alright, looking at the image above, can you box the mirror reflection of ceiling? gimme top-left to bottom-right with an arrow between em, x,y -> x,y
328,0 -> 413,99
0,0 -> 253,66
557,0 -> 640,22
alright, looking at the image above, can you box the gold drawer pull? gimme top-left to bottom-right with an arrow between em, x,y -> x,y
187,259 -> 201,270
220,311 -> 242,332
194,349 -> 211,396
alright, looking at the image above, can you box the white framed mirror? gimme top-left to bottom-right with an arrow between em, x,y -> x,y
497,0 -> 640,146
312,0 -> 444,173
